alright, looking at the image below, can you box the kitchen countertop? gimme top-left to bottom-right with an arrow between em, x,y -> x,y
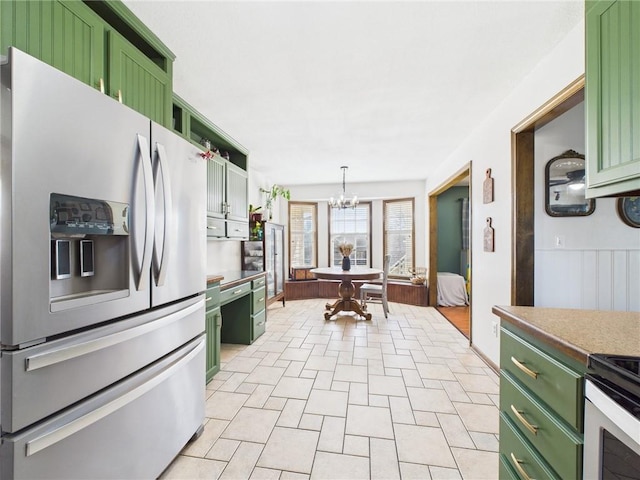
208,270 -> 266,289
492,305 -> 640,365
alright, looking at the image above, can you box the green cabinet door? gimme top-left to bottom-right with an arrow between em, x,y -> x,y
586,0 -> 640,197
226,162 -> 249,222
108,30 -> 172,127
1,0 -> 104,89
205,306 -> 221,382
207,156 -> 227,219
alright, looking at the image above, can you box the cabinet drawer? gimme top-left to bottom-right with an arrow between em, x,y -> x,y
252,276 -> 266,289
206,284 -> 220,311
207,217 -> 226,238
227,220 -> 248,239
253,286 -> 266,313
220,282 -> 251,305
500,326 -> 583,430
500,413 -> 560,480
499,454 -> 520,480
500,371 -> 582,480
252,310 -> 266,340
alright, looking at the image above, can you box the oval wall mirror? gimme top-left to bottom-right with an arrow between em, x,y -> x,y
545,150 -> 595,217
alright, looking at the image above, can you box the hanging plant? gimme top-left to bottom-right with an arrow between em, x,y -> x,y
260,185 -> 290,219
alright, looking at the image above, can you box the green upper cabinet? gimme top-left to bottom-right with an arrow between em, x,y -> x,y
0,0 -> 175,128
0,0 -> 104,88
585,0 -> 640,197
108,30 -> 171,126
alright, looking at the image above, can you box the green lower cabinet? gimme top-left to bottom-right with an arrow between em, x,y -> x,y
500,371 -> 582,479
252,309 -> 266,340
500,413 -> 560,480
205,306 -> 221,383
499,322 -> 585,480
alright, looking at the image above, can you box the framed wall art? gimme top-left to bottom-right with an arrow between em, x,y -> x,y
617,197 -> 640,228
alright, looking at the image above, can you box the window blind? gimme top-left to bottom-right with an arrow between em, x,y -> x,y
384,199 -> 414,276
289,202 -> 317,267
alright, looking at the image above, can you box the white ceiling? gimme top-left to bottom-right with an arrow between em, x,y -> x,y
123,0 -> 583,186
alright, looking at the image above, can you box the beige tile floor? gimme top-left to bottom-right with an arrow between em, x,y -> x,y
161,299 -> 500,480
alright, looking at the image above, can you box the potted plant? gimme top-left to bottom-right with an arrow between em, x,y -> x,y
249,204 -> 262,222
260,185 -> 290,220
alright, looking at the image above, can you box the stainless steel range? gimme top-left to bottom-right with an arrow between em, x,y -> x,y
1,48 -> 207,478
584,354 -> 640,479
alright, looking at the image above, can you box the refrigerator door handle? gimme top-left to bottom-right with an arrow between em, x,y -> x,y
135,134 -> 155,291
25,337 -> 205,457
153,142 -> 173,287
24,299 -> 204,372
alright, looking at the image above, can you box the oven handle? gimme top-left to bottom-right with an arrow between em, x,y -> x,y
25,337 -> 204,457
24,300 -> 203,372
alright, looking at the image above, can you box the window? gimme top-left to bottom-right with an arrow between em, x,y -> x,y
289,202 -> 317,267
329,203 -> 371,267
384,198 -> 414,277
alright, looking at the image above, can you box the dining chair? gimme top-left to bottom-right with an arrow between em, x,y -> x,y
359,254 -> 390,318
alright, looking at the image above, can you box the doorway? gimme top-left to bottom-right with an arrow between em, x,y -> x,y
428,163 -> 472,340
511,76 -> 584,305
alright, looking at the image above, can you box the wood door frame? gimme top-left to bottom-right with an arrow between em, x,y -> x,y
511,75 -> 584,305
428,162 -> 472,310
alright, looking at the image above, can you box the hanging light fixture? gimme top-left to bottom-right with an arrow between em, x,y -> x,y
329,166 -> 359,209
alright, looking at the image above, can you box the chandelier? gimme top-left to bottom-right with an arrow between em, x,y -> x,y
329,166 -> 359,209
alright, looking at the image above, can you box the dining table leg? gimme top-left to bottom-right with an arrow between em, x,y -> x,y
324,278 -> 372,321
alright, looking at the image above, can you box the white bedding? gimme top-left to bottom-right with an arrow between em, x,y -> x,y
437,272 -> 469,307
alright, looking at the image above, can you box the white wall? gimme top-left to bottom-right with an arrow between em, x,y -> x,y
425,21 -> 586,365
283,180 -> 426,271
534,102 -> 640,311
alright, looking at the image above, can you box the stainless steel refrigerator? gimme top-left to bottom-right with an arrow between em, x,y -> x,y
0,48 -> 207,479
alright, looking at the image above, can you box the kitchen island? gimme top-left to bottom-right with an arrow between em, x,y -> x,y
492,305 -> 640,480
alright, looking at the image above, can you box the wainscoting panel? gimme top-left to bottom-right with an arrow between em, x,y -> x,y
535,249 -> 640,312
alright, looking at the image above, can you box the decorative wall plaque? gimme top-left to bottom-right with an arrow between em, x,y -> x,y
483,168 -> 494,204
483,217 -> 494,252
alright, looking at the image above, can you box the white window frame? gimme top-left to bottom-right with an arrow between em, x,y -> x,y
328,202 -> 371,267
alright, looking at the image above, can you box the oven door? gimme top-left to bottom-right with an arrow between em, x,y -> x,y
583,378 -> 640,479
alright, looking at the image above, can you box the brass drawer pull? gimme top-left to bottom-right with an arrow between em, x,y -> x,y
511,404 -> 538,435
510,453 -> 533,480
511,356 -> 538,379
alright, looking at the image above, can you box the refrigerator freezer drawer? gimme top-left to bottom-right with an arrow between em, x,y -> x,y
0,335 -> 205,479
1,295 -> 204,433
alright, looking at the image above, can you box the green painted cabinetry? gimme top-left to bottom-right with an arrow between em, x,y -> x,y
499,323 -> 585,479
0,1 -> 104,88
585,0 -> 640,197
108,30 -> 172,126
0,0 -> 174,127
219,275 -> 267,345
172,95 -> 249,239
205,282 -> 222,382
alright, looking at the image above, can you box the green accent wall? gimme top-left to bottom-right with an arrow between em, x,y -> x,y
437,186 -> 468,274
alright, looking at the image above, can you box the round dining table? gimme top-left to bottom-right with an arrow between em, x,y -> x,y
310,266 -> 382,320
